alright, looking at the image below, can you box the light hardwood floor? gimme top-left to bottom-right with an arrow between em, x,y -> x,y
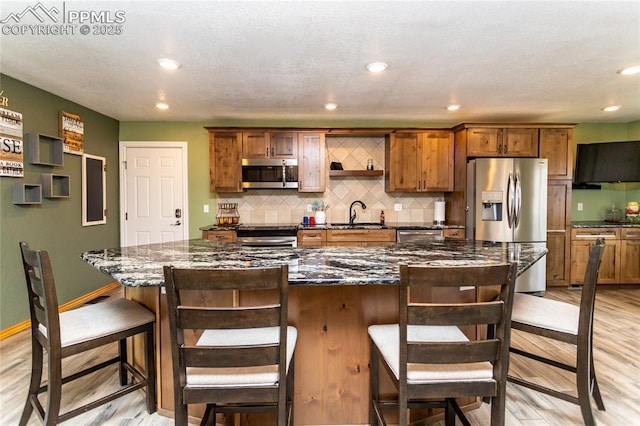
1,287 -> 638,425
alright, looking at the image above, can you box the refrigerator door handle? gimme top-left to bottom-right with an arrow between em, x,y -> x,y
514,172 -> 522,228
507,172 -> 515,228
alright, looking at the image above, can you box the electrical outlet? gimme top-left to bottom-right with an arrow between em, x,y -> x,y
307,204 -> 313,212
577,202 -> 583,211
394,203 -> 403,212
203,204 -> 209,213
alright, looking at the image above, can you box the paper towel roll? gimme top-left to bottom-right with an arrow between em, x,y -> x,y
434,200 -> 445,224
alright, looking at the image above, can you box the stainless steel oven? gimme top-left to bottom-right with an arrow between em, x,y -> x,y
241,159 -> 299,189
236,227 -> 298,247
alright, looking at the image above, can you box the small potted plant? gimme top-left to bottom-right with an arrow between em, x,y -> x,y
311,200 -> 328,224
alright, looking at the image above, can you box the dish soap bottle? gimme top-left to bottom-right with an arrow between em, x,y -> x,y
379,210 -> 385,225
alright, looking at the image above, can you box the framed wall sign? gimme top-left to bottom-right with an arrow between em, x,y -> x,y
60,111 -> 84,155
82,153 -> 106,226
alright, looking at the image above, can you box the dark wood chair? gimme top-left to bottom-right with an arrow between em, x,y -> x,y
18,241 -> 156,425
508,237 -> 606,426
163,264 -> 296,426
368,262 -> 518,426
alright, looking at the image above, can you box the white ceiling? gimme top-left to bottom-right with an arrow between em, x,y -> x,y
1,0 -> 639,124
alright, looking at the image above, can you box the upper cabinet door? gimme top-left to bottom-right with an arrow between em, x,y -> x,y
242,132 -> 270,158
503,128 -> 539,156
210,132 -> 243,192
422,131 -> 454,191
298,132 -> 325,192
386,132 -> 421,192
466,128 -> 501,156
270,132 -> 298,159
539,128 -> 573,179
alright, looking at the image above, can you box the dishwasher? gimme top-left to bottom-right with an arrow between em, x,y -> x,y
396,229 -> 444,242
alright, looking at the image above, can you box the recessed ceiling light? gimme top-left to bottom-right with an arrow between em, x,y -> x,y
324,103 -> 338,111
602,105 -> 620,112
366,62 -> 388,73
155,102 -> 170,110
157,58 -> 181,70
447,104 -> 461,111
617,65 -> 640,75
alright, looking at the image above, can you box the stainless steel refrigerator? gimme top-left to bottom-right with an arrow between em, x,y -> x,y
466,158 -> 548,294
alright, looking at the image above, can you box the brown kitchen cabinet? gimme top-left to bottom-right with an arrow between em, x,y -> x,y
298,132 -> 325,192
443,228 -> 464,239
385,130 -> 454,192
465,127 -> 539,157
570,228 -> 621,285
546,181 -> 572,286
209,132 -> 243,193
539,128 -> 574,179
242,132 -> 297,159
202,230 -> 237,243
326,229 -> 396,246
297,229 -> 327,246
620,228 -> 640,283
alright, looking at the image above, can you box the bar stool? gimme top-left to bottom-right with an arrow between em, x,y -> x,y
18,241 -> 156,425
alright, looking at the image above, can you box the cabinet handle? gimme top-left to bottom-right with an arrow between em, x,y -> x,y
504,143 -> 508,154
266,148 -> 269,157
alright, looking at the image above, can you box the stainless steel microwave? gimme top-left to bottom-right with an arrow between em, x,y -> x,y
241,158 -> 299,189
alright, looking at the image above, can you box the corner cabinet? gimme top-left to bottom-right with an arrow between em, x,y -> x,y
298,132 -> 325,192
385,130 -> 454,192
209,132 -> 243,193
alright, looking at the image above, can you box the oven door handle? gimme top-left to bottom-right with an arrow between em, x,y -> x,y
237,236 -> 297,246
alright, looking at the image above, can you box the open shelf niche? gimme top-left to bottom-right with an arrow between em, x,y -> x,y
13,183 -> 42,205
26,132 -> 64,167
41,174 -> 71,198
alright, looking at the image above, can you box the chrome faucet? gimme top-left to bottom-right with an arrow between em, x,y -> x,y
349,200 -> 367,225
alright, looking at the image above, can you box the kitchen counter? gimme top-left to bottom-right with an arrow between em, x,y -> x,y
572,221 -> 640,228
199,221 -> 465,231
81,238 -> 545,288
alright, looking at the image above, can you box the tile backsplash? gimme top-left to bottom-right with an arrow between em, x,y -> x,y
216,136 -> 443,225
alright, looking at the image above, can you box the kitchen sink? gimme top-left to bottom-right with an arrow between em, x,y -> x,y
330,222 -> 387,229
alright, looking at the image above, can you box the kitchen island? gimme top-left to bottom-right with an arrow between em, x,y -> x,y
82,239 -> 546,425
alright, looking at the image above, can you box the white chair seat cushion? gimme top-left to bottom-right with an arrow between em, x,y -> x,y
186,326 -> 297,388
39,298 -> 154,348
512,293 -> 579,335
368,324 -> 493,384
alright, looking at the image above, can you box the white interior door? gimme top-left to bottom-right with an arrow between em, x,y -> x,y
119,142 -> 188,247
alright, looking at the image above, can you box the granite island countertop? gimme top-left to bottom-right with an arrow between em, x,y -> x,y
81,239 -> 546,288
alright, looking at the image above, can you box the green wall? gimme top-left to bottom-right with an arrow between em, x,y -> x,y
572,121 -> 640,221
0,75 -> 120,329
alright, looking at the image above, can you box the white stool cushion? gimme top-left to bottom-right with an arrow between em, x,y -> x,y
368,324 -> 494,384
40,298 -> 154,348
186,326 -> 297,388
512,293 -> 579,335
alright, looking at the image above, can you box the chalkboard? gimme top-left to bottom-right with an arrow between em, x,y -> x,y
82,154 -> 106,226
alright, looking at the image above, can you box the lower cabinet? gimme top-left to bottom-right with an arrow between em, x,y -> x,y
202,230 -> 237,243
570,227 -> 640,285
620,228 -> 640,283
297,229 -> 327,246
326,229 -> 396,246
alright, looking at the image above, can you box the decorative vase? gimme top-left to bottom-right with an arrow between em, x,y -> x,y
314,210 -> 326,225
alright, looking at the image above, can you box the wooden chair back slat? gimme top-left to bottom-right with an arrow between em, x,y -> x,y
408,302 -> 504,326
169,267 -> 284,291
182,345 -> 279,368
408,340 -> 500,364
404,264 -> 512,289
178,306 -> 280,330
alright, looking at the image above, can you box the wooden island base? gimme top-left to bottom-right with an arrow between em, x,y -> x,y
126,284 -> 482,425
